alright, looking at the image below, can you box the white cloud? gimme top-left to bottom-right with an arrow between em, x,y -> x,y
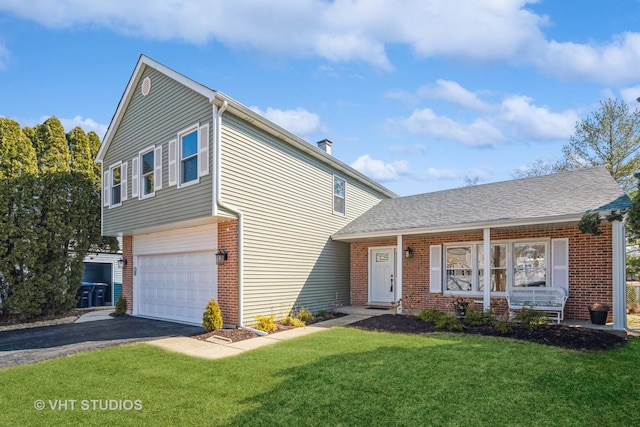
351,154 -> 410,182
426,167 -> 456,180
621,86 -> 640,106
398,108 -> 503,147
249,106 -> 322,137
392,81 -> 578,146
497,95 -> 578,140
2,1 -> 640,83
533,33 -> 640,84
58,116 -> 109,139
417,79 -> 491,112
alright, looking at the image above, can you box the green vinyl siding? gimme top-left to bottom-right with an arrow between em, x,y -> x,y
220,113 -> 388,324
102,66 -> 213,236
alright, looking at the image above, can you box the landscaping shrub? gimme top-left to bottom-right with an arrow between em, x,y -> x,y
282,316 -> 305,327
114,295 -> 127,316
435,313 -> 464,331
202,299 -> 223,332
418,308 -> 445,323
463,308 -> 493,326
316,309 -> 328,318
514,307 -> 547,331
296,306 -> 314,323
418,308 -> 463,331
491,320 -> 514,335
255,315 -> 278,333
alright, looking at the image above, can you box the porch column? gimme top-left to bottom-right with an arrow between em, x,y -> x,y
612,220 -> 626,330
483,228 -> 491,311
396,234 -> 403,313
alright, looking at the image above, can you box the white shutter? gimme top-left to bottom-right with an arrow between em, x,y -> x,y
131,157 -> 139,198
154,145 -> 163,190
198,123 -> 209,177
102,170 -> 110,207
168,139 -> 177,186
551,238 -> 569,295
430,245 -> 442,293
121,162 -> 128,202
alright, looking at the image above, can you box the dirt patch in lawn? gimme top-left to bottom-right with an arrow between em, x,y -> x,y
348,314 -> 630,352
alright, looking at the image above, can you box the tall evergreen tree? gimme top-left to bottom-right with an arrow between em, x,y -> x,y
0,117 -> 116,319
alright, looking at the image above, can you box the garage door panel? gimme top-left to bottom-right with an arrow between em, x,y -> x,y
137,250 -> 217,325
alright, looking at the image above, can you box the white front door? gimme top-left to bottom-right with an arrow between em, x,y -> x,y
370,247 -> 396,303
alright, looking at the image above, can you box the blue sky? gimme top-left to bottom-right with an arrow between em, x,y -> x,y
1,0 -> 640,196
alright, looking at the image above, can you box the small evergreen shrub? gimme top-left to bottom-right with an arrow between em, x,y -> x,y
418,308 -> 445,324
316,309 -> 328,318
202,299 -> 223,332
114,295 -> 127,316
255,315 -> 278,333
463,308 -> 493,326
297,306 -> 314,323
434,313 -> 464,331
492,320 -> 514,335
627,286 -> 638,306
515,307 -> 547,331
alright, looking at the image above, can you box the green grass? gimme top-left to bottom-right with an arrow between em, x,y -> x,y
1,328 -> 639,426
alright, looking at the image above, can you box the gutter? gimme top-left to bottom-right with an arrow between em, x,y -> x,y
331,213 -> 588,242
212,98 -> 246,327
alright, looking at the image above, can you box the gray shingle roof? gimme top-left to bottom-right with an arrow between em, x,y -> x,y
334,166 -> 630,237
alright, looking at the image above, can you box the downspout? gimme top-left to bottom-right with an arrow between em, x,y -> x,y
212,99 -> 245,327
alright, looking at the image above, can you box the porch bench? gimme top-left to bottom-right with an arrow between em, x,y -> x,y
506,287 -> 568,324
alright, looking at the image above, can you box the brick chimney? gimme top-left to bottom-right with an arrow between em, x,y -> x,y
316,139 -> 332,155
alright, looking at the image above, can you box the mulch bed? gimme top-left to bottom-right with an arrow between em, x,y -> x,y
348,314 -> 630,351
194,312 -> 347,343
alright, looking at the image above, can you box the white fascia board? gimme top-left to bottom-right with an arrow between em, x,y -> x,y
211,92 -> 398,200
331,214 -> 584,242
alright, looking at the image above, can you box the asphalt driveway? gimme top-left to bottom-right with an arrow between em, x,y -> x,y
0,316 -> 203,369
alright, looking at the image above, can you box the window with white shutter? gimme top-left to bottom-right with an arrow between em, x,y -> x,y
154,145 -> 163,190
168,139 -> 177,186
551,238 -> 569,295
199,123 -> 209,177
131,157 -> 139,198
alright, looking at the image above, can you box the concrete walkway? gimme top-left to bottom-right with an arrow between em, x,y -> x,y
149,313 -> 373,360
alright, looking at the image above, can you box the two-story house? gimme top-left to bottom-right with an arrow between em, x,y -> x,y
96,55 -> 396,327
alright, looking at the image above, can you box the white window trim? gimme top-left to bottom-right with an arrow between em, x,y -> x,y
333,174 -> 346,216
442,238 -> 550,297
108,162 -> 123,208
139,145 -> 156,199
177,123 -> 200,189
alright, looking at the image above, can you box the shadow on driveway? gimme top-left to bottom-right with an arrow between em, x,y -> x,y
0,316 -> 203,369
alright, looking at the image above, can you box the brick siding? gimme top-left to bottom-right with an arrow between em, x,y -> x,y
121,235 -> 133,313
351,223 -> 614,321
217,220 -> 239,326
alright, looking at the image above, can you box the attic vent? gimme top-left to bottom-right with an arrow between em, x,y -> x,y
141,77 -> 151,96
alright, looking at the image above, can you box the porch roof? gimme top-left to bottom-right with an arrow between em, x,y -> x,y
333,166 -> 630,240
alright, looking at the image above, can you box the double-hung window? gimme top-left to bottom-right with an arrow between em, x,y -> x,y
169,123 -> 209,188
105,161 -> 127,208
180,129 -> 198,185
443,240 -> 548,295
110,164 -> 122,206
141,147 -> 155,197
333,176 -> 346,215
133,145 -> 162,199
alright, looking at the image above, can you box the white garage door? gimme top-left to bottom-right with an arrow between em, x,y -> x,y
137,251 -> 217,325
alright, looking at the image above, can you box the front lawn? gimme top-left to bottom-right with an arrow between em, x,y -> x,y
1,328 -> 639,426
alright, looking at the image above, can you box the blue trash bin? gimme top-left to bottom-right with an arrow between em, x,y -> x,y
80,282 -> 95,307
93,283 -> 107,306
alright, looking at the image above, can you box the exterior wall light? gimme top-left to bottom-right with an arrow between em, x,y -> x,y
216,249 -> 228,266
405,247 -> 413,259
117,257 -> 128,268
